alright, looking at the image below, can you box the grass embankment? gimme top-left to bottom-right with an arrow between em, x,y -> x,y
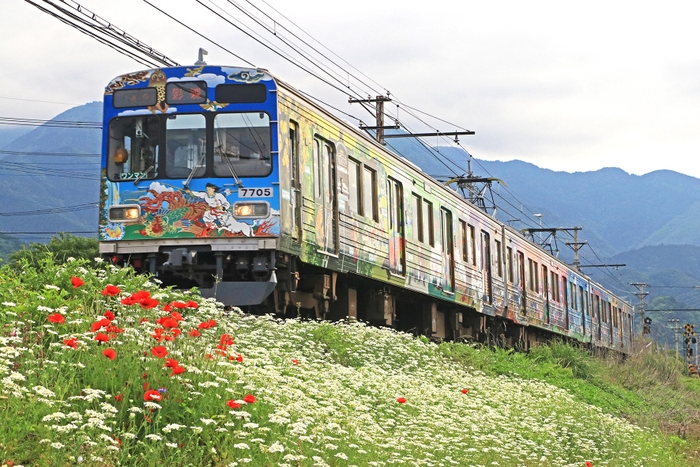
0,257 -> 698,466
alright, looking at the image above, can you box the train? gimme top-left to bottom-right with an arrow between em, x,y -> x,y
98,62 -> 634,352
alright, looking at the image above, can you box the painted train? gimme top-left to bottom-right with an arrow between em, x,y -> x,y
99,64 -> 633,352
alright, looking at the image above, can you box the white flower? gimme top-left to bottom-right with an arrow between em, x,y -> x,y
2,301 -> 16,307
269,442 -> 285,453
145,434 -> 162,441
233,443 -> 250,449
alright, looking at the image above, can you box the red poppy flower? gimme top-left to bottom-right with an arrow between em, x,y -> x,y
63,337 -> 78,349
291,359 -> 299,365
219,334 -> 234,347
114,393 -> 123,402
138,297 -> 160,309
151,346 -> 168,358
243,394 -> 256,404
91,317 -> 112,331
94,333 -> 109,343
102,348 -> 116,360
139,317 -> 149,324
47,313 -> 65,324
171,301 -> 187,309
170,311 -> 184,321
204,353 -> 214,360
71,276 -> 84,288
461,389 -> 469,394
104,311 -> 115,320
396,397 -> 407,404
198,320 -> 216,330
164,358 -> 179,368
185,300 -> 199,309
188,329 -> 201,337
170,328 -> 181,337
170,365 -> 185,376
101,284 -> 121,296
160,317 -> 179,329
235,353 -> 243,363
585,463 -> 593,467
143,390 -> 162,402
227,400 -> 241,409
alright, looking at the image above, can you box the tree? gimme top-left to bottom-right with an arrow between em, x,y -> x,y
8,233 -> 98,269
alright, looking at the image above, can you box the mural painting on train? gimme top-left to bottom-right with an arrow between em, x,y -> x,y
99,66 -> 280,241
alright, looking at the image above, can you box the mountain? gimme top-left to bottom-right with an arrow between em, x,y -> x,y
0,102 -> 101,239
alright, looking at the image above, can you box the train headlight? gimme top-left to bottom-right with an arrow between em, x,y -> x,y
108,205 -> 141,222
233,202 -> 269,218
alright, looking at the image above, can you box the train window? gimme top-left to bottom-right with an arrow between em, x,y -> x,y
560,276 -> 566,304
107,115 -> 160,181
528,259 -> 538,292
166,114 -> 206,179
314,139 -> 322,199
542,265 -> 549,299
423,200 -> 434,246
215,84 -> 267,103
363,167 -> 378,222
507,246 -> 514,282
569,282 -> 575,309
348,158 -> 361,214
213,112 -> 271,177
460,220 -> 468,262
412,194 -> 423,242
468,224 -> 477,266
495,239 -> 503,278
579,285 -> 585,313
551,271 -> 559,302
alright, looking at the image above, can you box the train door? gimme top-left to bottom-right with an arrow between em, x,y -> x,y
289,121 -> 302,240
440,208 -> 455,292
481,230 -> 492,303
313,136 -> 338,254
387,177 -> 405,275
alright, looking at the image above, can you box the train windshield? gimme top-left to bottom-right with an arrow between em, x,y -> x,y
106,112 -> 272,181
107,116 -> 160,181
213,112 -> 271,177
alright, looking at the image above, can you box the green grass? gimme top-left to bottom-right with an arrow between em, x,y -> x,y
0,256 -> 699,466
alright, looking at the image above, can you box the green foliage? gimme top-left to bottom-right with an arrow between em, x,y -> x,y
0,233 -> 23,262
527,340 -> 593,380
8,233 -> 98,269
1,256 -> 699,465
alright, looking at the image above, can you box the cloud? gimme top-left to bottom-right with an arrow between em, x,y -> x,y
167,73 -> 225,87
148,182 -> 173,193
116,108 -> 177,116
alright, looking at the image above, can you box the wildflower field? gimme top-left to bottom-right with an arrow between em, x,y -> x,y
0,257 -> 692,466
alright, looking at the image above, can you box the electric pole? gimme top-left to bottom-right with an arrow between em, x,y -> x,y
631,283 -> 649,336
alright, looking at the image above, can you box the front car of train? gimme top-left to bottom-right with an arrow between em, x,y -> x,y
99,65 -> 280,306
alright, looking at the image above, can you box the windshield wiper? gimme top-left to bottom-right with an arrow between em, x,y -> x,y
133,166 -> 154,185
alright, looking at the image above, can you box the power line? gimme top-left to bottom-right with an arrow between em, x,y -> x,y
0,203 -> 98,217
0,116 -> 101,129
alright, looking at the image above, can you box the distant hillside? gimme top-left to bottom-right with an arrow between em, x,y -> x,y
0,102 -> 101,238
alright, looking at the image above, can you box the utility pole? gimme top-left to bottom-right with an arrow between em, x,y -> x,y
349,96 -> 474,145
349,95 -> 396,145
565,227 -> 586,272
631,283 -> 649,336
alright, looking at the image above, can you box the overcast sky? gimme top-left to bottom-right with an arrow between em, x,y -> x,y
2,0 -> 700,178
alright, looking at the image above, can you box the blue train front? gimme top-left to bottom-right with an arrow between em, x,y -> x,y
98,65 -> 280,306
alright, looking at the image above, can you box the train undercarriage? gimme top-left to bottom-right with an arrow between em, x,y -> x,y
106,246 -> 565,350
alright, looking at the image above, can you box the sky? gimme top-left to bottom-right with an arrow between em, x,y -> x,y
2,0 -> 700,178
